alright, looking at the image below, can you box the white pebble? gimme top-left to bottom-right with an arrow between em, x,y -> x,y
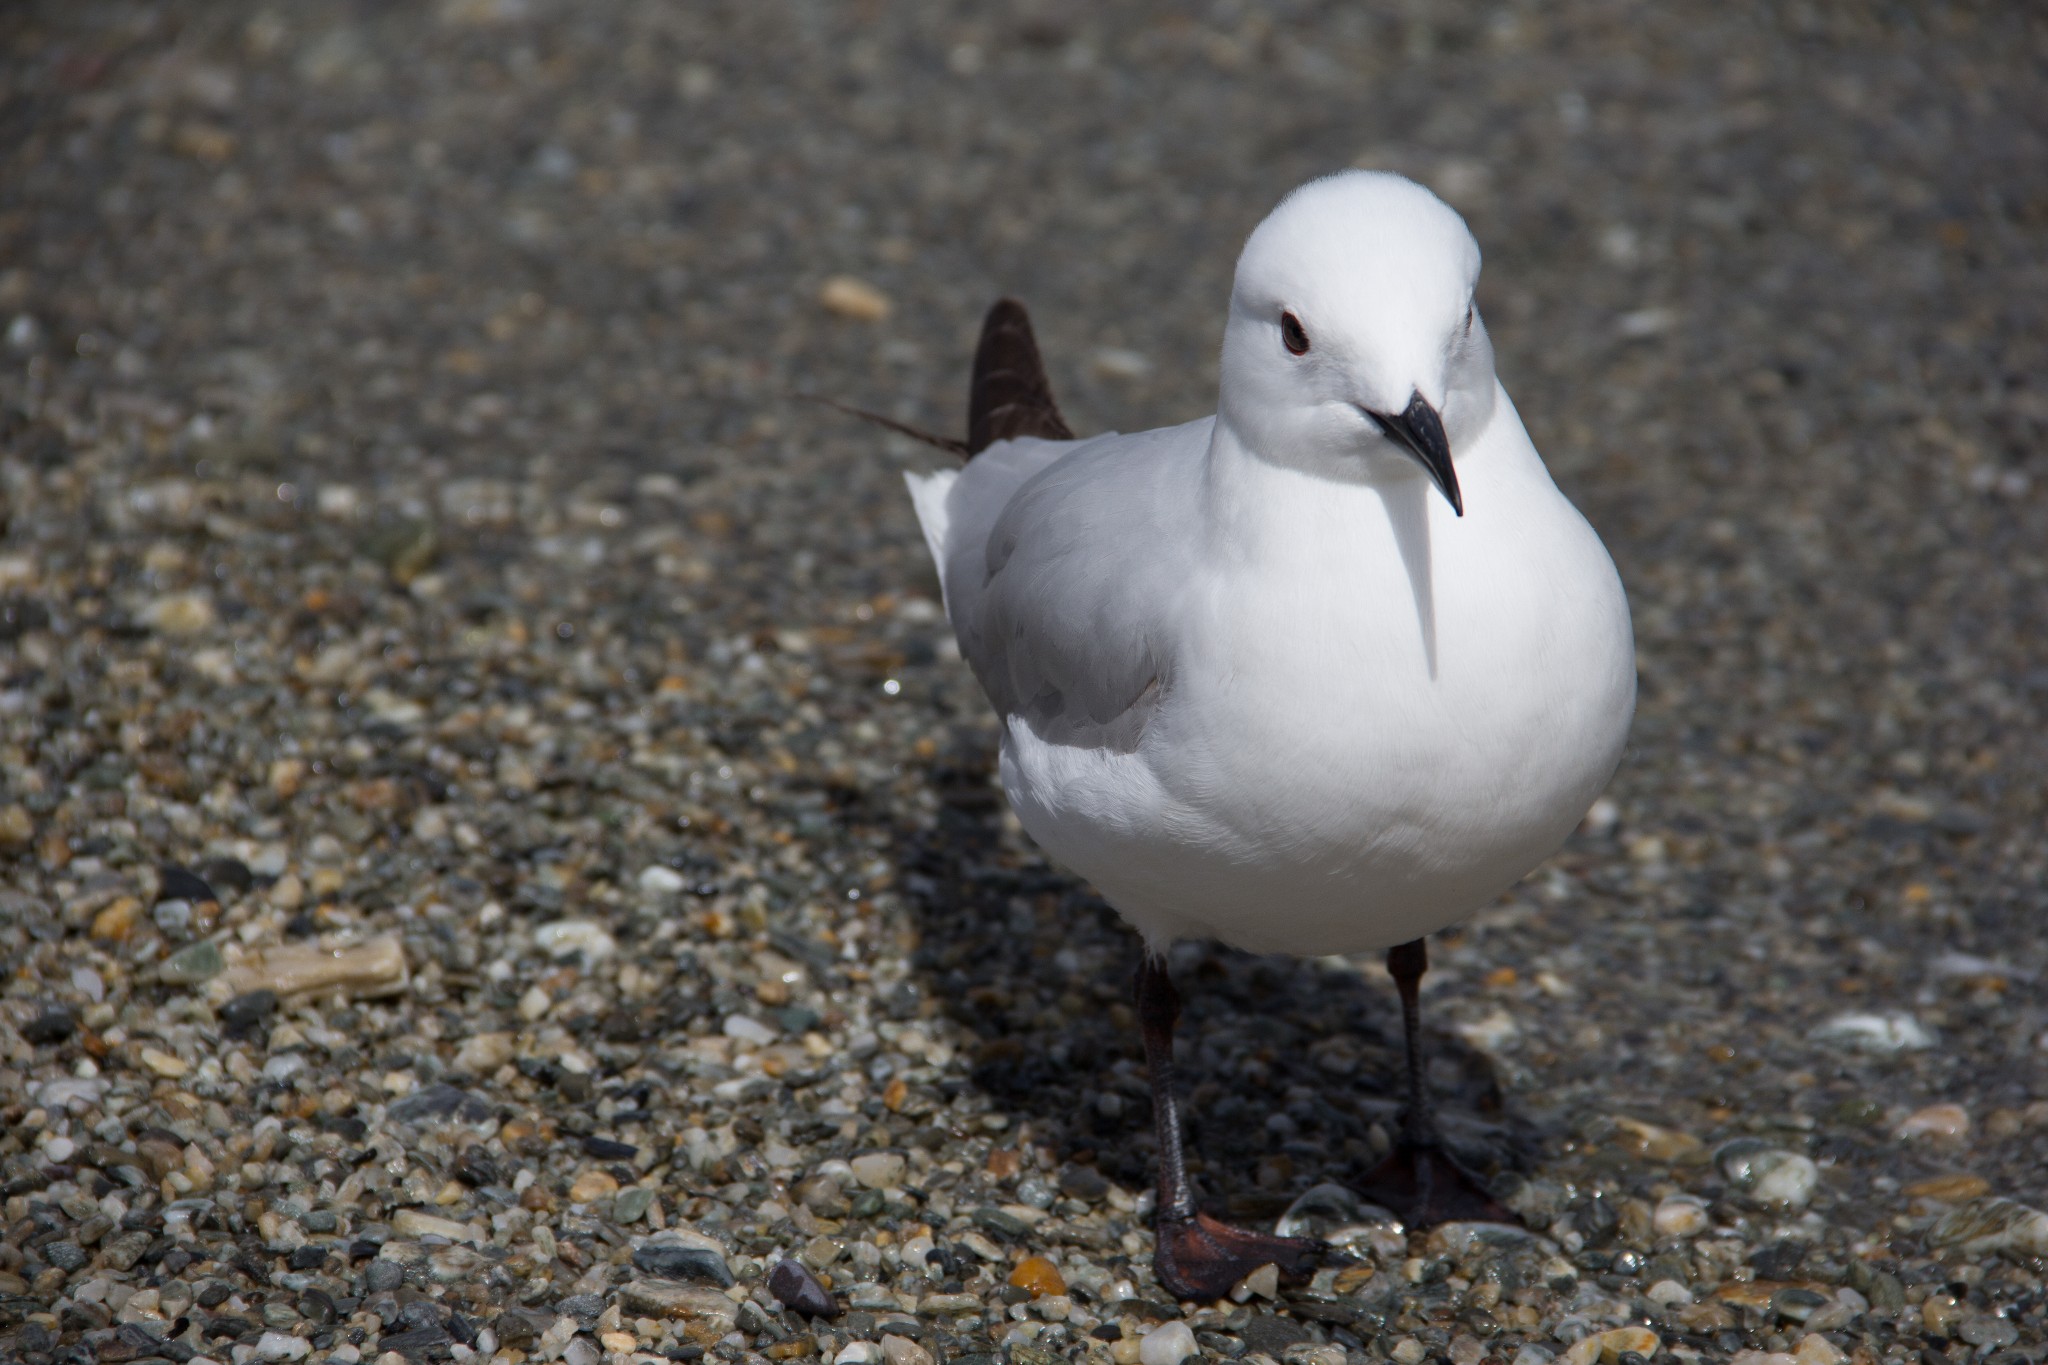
722,1014 -> 778,1045
638,865 -> 686,895
833,1344 -> 882,1365
1753,1153 -> 1820,1208
533,919 -> 617,963
1652,1193 -> 1710,1238
255,1333 -> 310,1361
1139,1321 -> 1196,1365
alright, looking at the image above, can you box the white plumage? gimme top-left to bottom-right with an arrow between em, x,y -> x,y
907,171 -> 1635,957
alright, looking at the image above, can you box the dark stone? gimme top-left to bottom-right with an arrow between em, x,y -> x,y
155,866 -> 218,905
767,1259 -> 840,1319
581,1136 -> 637,1161
22,1009 -> 75,1046
453,1151 -> 501,1187
288,1246 -> 331,1272
491,1311 -> 551,1349
1057,1166 -> 1109,1202
196,1284 -> 232,1310
971,1207 -> 1030,1238
1290,1301 -> 1361,1327
1242,1315 -> 1309,1356
631,1244 -> 733,1287
398,1303 -> 444,1332
195,857 -> 255,895
44,1243 -> 87,1271
219,991 -> 278,1038
556,1295 -> 605,1324
387,1084 -> 491,1125
375,1327 -> 451,1360
1751,1241 -> 1806,1281
365,1260 -> 405,1293
1089,1325 -> 1123,1342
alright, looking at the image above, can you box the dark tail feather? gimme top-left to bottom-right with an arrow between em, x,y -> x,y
967,298 -> 1074,456
797,394 -> 969,456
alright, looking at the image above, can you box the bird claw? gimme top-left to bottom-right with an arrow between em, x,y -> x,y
1358,1142 -> 1516,1227
1152,1211 -> 1320,1303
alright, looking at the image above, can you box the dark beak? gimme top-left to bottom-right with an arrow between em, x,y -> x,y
1364,392 -> 1462,516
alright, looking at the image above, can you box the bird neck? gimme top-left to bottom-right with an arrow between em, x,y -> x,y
1199,416 -> 1430,563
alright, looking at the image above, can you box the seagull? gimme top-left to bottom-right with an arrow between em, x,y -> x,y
880,171 -> 1635,1300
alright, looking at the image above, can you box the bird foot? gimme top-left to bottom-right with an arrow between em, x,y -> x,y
1359,1141 -> 1516,1227
1152,1211 -> 1320,1302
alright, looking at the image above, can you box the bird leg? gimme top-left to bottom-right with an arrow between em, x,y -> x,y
1137,955 -> 1320,1301
1358,938 -> 1516,1225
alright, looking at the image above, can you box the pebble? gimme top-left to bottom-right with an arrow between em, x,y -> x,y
611,1187 -> 657,1223
222,936 -> 409,1000
1792,1333 -> 1847,1365
818,277 -> 891,322
833,1344 -> 881,1365
723,1014 -> 779,1045
446,1030 -> 510,1073
143,591 -> 218,635
160,939 -> 227,984
1894,1102 -> 1969,1139
569,1169 -> 619,1203
534,919 -> 618,963
768,1259 -> 840,1319
1006,1257 -> 1065,1299
91,897 -> 142,941
1809,1011 -> 1935,1052
392,1209 -> 475,1243
254,1333 -> 310,1361
140,1047 -> 191,1078
1715,1140 -> 1819,1208
880,1334 -> 932,1365
1652,1193 -> 1710,1237
1927,1196 -> 2048,1254
1957,1313 -> 2020,1348
1902,1172 -> 1989,1201
1138,1321 -> 1197,1365
1609,1115 -> 1702,1161
614,1283 -> 736,1329
632,1243 -> 733,1287
637,865 -> 686,895
849,1151 -> 905,1190
1229,1262 -> 1279,1302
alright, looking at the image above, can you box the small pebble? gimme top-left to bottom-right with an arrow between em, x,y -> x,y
768,1259 -> 840,1319
1895,1102 -> 1969,1140
1138,1321 -> 1197,1365
818,276 -> 891,321
1651,1193 -> 1709,1237
1005,1256 -> 1064,1299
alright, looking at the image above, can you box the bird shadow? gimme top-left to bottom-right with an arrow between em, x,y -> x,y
890,731 -> 1536,1221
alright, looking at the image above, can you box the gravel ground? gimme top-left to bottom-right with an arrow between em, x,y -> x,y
3,5 -> 2046,1365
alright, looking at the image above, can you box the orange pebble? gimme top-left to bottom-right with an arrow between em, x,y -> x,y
1007,1256 -> 1065,1299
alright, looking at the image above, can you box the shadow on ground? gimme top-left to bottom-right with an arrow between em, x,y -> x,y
890,732 -> 1539,1221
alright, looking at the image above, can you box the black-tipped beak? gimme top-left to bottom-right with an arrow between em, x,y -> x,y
1365,392 -> 1462,516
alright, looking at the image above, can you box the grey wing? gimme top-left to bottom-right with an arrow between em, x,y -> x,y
955,426 -> 1205,753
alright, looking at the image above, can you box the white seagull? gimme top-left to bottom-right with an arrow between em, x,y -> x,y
882,171 -> 1634,1299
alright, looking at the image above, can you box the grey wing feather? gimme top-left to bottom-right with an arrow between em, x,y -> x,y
948,420 -> 1210,752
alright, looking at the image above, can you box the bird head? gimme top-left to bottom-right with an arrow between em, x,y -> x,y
1218,171 -> 1498,514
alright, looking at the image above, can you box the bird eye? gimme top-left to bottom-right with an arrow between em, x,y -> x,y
1280,311 -> 1309,356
